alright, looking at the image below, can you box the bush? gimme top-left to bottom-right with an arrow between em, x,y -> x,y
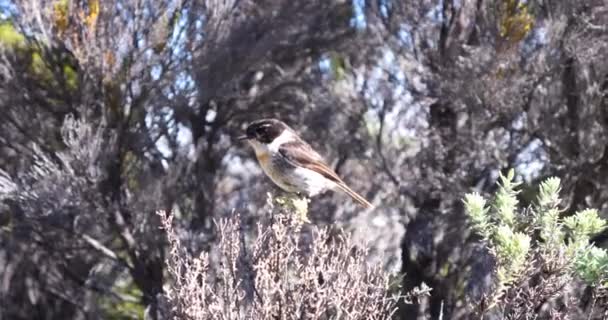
157,195 -> 399,320
464,170 -> 608,318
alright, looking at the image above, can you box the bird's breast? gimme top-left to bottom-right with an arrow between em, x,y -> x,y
255,152 -> 294,190
252,147 -> 333,197
253,152 -> 313,194
255,151 -> 271,167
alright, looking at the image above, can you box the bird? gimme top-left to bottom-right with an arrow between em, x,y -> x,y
238,118 -> 373,208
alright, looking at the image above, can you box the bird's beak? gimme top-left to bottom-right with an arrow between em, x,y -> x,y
236,135 -> 249,141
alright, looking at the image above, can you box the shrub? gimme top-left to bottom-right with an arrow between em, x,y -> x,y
157,195 -> 399,320
464,170 -> 608,317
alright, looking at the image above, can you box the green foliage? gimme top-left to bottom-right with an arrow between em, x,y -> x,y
537,208 -> 563,247
0,22 -> 26,48
465,169 -> 530,292
536,177 -> 561,209
327,51 -> 348,80
30,51 -> 51,81
98,279 -> 145,320
534,177 -> 564,248
0,21 -> 79,91
564,208 -> 607,260
463,192 -> 492,239
464,170 -> 608,305
63,63 -> 78,91
564,209 -> 607,241
575,247 -> 608,287
273,192 -> 310,223
493,225 -> 530,284
493,169 -> 520,228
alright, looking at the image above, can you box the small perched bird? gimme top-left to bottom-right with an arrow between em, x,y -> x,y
239,118 -> 373,208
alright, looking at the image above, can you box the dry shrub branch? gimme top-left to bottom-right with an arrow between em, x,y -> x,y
157,198 -> 398,320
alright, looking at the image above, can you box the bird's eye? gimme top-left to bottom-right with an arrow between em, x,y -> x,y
256,126 -> 267,136
249,123 -> 276,143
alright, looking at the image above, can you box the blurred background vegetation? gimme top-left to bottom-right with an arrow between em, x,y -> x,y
0,0 -> 607,319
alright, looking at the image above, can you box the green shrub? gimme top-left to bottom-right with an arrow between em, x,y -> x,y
464,170 -> 608,315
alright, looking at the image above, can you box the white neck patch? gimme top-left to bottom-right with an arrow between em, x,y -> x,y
248,129 -> 296,156
268,130 -> 295,153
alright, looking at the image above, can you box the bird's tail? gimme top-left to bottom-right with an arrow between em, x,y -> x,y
335,182 -> 373,209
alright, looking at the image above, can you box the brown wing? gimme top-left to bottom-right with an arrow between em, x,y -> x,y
278,140 -> 374,208
278,140 -> 342,183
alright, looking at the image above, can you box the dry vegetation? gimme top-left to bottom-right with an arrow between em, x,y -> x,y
1,0 -> 607,319
157,196 -> 399,320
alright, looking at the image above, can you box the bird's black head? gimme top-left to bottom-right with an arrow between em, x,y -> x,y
245,118 -> 289,144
